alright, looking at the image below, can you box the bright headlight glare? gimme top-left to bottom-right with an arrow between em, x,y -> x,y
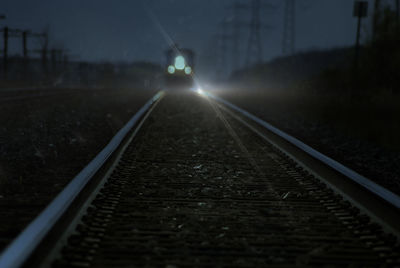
167,65 -> 175,74
184,66 -> 192,75
197,88 -> 204,95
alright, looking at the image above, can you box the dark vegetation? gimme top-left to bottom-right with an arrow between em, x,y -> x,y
0,42 -> 163,249
224,4 -> 400,194
0,15 -> 164,250
234,4 -> 400,95
232,47 -> 351,90
0,60 -> 163,90
0,88 -> 156,250
230,3 -> 400,151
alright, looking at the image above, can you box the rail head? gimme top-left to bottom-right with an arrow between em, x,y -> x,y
0,91 -> 164,268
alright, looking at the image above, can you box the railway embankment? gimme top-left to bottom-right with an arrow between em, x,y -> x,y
0,88 -> 155,251
216,88 -> 400,196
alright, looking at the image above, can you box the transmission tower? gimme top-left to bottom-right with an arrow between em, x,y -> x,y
230,1 -> 247,71
1,26 -> 23,78
282,0 -> 296,55
31,31 -> 49,74
225,0 -> 274,70
216,18 -> 232,80
245,0 -> 263,66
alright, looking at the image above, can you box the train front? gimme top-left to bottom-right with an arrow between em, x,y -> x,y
165,48 -> 195,89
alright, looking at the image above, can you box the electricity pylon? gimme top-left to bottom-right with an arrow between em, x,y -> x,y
216,18 -> 232,80
245,0 -> 263,66
282,0 -> 295,55
230,1 -> 248,71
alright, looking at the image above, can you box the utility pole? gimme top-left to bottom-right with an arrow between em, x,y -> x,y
22,31 -> 28,58
0,15 -> 5,79
373,0 -> 381,40
1,27 -> 22,79
245,0 -> 263,67
2,27 -> 8,78
353,1 -> 368,72
396,0 -> 399,31
42,32 -> 48,75
282,0 -> 296,55
22,30 -> 29,78
51,48 -> 57,71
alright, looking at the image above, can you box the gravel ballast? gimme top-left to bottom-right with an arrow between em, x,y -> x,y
0,88 -> 155,250
215,89 -> 400,196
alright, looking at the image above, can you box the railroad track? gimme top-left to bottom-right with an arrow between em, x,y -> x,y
0,90 -> 399,267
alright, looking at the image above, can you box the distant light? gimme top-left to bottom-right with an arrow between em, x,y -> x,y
184,66 -> 192,75
167,65 -> 175,74
174,55 -> 185,70
197,87 -> 205,96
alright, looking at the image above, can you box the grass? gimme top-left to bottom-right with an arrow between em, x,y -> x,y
293,91 -> 400,151
215,85 -> 400,152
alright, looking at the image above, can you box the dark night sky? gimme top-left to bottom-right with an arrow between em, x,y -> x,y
3,0 -> 375,71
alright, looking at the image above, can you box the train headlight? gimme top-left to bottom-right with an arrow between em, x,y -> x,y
196,87 -> 205,96
184,66 -> 192,75
167,65 -> 175,74
174,55 -> 185,70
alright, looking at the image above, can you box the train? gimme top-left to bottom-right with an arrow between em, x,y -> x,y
164,45 -> 195,88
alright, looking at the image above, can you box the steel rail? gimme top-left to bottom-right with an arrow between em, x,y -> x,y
201,90 -> 400,210
0,91 -> 164,268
